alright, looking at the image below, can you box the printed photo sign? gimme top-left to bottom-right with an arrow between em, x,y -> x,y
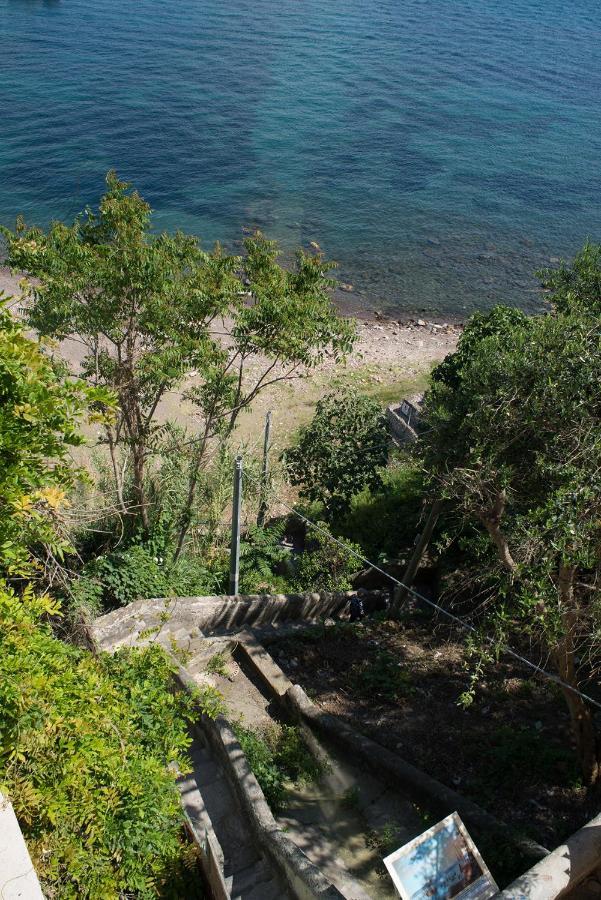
383,812 -> 499,900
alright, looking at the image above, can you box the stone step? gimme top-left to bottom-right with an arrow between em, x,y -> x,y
186,648 -> 225,675
193,758 -> 222,787
243,874 -> 289,900
178,714 -> 294,898
168,627 -> 191,645
222,833 -> 261,876
226,857 -> 271,896
184,636 -> 211,656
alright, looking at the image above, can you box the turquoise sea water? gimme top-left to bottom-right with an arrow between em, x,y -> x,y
1,0 -> 600,317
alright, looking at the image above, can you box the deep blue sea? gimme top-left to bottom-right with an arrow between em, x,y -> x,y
1,0 -> 600,317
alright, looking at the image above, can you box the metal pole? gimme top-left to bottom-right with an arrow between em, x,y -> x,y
229,456 -> 243,595
257,411 -> 272,527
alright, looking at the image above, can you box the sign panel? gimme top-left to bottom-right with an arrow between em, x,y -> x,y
383,812 -> 499,900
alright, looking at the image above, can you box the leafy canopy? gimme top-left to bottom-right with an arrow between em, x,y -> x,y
421,292 -> 601,783
0,302 -> 211,896
3,171 -> 354,541
0,588 -> 197,899
538,240 -> 601,316
0,293 -> 110,578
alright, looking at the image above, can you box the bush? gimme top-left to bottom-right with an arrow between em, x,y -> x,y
78,544 -> 169,609
293,528 -> 361,592
70,543 -> 224,614
239,523 -> 291,594
336,462 -> 425,560
0,290 -> 211,896
233,723 -> 321,812
0,586 -> 213,898
285,391 -> 389,518
0,294 -> 110,580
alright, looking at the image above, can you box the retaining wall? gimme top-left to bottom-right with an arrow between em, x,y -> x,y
499,815 -> 601,899
91,590 -> 389,652
0,792 -> 44,899
386,402 -> 420,443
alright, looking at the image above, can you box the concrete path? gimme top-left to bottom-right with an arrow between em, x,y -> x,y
182,637 -> 423,899
178,728 -> 293,900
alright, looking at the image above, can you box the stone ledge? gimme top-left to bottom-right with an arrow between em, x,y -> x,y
499,813 -> 601,899
236,629 -> 295,698
0,792 -> 44,899
91,590 -> 388,651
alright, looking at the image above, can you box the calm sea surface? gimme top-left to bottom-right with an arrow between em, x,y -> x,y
1,0 -> 600,317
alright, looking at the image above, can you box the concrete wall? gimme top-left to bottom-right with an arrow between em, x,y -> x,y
182,811 -> 229,900
91,590 -> 388,652
386,402 -> 420,443
499,814 -> 601,900
0,793 -> 44,899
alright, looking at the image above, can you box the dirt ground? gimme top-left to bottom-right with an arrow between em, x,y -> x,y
263,614 -> 596,852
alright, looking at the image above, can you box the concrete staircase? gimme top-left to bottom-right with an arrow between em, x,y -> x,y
178,729 -> 293,900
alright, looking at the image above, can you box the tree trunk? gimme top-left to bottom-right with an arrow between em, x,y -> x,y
131,441 -> 149,532
173,429 -> 210,562
118,359 -> 150,533
106,426 -> 128,516
478,490 -> 517,573
477,497 -> 600,784
553,565 -> 600,786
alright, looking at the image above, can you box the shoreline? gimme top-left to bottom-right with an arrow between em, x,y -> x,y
330,283 -> 466,327
0,265 -> 461,373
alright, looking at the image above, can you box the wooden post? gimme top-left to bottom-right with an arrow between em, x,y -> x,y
257,411 -> 272,527
392,499 -> 443,614
229,456 -> 243,595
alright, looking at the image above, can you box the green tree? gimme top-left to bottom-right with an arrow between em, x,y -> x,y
3,172 -> 354,549
421,303 -> 601,784
285,391 -> 389,518
538,240 -> 601,316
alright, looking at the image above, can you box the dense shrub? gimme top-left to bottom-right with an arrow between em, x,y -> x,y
0,586 -> 213,898
285,391 -> 388,518
239,523 -> 291,594
69,543 -> 225,615
293,528 -> 361,592
336,462 -> 425,560
233,723 -> 321,812
421,282 -> 601,784
0,293 -> 109,579
0,302 -> 212,896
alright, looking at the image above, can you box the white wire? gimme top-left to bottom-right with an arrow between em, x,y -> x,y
242,466 -> 601,713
